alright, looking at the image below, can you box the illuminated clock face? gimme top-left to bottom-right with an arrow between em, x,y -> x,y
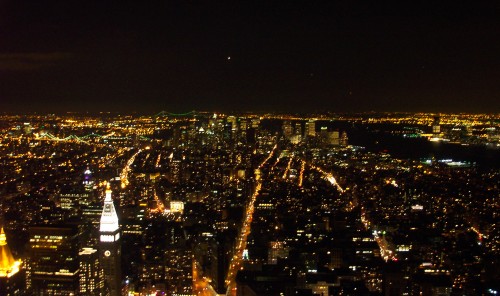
104,250 -> 111,257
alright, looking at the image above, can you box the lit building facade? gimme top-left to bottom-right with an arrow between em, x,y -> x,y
26,225 -> 80,295
99,185 -> 122,296
0,227 -> 23,295
83,168 -> 95,192
306,120 -> 316,138
79,248 -> 104,295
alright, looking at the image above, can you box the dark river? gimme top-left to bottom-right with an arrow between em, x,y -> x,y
262,119 -> 500,169
330,122 -> 500,169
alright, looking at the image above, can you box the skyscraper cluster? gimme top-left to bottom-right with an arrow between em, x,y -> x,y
0,112 -> 498,295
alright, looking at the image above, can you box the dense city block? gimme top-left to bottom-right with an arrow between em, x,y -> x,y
0,112 -> 499,295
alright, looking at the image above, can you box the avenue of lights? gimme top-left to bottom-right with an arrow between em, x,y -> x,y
226,144 -> 277,296
0,111 -> 498,295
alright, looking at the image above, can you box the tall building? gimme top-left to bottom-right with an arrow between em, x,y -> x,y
79,248 -> 104,295
246,127 -> 256,146
282,121 -> 293,138
340,131 -> 348,146
163,223 -> 193,296
267,241 -> 289,265
137,219 -> 193,295
99,184 -> 122,296
223,122 -> 233,141
57,190 -> 94,220
294,122 -> 302,137
305,120 -> 316,138
57,169 -> 97,222
327,130 -> 340,146
0,227 -> 23,295
83,168 -> 95,192
170,159 -> 182,185
432,116 -> 441,135
26,225 -> 80,295
251,117 -> 260,129
23,122 -> 32,135
227,116 -> 238,132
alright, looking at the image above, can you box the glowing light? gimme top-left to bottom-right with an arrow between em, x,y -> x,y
169,201 -> 184,213
155,153 -> 161,168
272,157 -> 281,168
0,227 -> 22,278
100,184 -> 119,233
120,149 -> 141,188
226,144 -> 276,295
298,160 -> 305,187
308,164 -> 344,193
282,157 -> 293,179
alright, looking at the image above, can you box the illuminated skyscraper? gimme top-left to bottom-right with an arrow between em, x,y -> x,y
340,131 -> 348,146
267,241 -> 289,265
26,225 -> 80,295
227,116 -> 238,132
83,168 -> 95,192
246,127 -> 256,146
170,159 -> 182,184
23,122 -> 32,135
99,184 -> 122,296
432,116 -> 441,135
0,227 -> 23,295
294,122 -> 302,136
79,248 -> 104,295
251,117 -> 260,129
282,121 -> 293,138
305,120 -> 316,138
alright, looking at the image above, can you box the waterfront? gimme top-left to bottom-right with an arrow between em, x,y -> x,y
348,128 -> 500,169
313,121 -> 500,169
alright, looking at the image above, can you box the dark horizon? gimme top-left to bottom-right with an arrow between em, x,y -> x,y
1,1 -> 499,113
2,109 -> 500,117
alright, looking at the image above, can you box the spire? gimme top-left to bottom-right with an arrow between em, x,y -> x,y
0,227 -> 21,278
100,183 -> 119,233
84,167 -> 92,182
84,167 -> 92,176
105,182 -> 112,201
0,227 -> 6,244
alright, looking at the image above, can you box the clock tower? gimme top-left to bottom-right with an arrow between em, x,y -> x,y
99,183 -> 122,296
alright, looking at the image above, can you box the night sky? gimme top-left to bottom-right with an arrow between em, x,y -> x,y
1,1 -> 499,114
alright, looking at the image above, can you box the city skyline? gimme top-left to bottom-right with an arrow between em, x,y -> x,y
1,1 -> 499,113
0,112 -> 499,294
